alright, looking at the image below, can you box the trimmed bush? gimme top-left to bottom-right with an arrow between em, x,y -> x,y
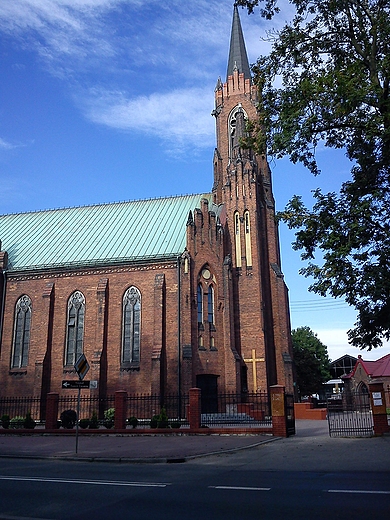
1,414 -> 10,429
104,408 -> 115,429
128,416 -> 138,429
60,409 -> 77,429
10,416 -> 24,429
89,411 -> 99,429
79,418 -> 90,429
24,412 -> 36,429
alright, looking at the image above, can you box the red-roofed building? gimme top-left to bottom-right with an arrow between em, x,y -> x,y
343,354 -> 390,408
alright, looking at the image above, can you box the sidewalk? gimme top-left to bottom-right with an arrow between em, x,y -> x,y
0,421 -> 389,467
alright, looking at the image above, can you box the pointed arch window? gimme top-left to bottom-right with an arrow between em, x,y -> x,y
65,291 -> 85,366
122,286 -> 141,364
11,295 -> 32,368
244,210 -> 252,267
234,211 -> 242,268
208,285 -> 215,324
197,284 -> 203,324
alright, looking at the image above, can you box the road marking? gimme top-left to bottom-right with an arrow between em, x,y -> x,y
209,485 -> 271,491
0,476 -> 170,488
327,489 -> 390,495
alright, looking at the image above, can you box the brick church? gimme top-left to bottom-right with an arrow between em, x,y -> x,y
0,6 -> 294,404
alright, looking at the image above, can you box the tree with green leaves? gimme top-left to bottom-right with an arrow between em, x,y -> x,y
237,0 -> 390,350
292,326 -> 331,399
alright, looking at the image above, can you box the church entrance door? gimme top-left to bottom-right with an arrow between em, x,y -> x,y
196,374 -> 218,414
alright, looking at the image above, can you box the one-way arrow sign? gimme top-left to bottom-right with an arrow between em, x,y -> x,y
62,380 -> 90,389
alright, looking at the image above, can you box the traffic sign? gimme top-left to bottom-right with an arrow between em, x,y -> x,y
74,354 -> 90,380
62,380 -> 90,389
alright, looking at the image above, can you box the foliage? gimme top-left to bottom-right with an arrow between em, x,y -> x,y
89,411 -> 99,429
150,415 -> 159,429
157,407 -> 169,428
237,0 -> 390,349
128,416 -> 138,429
10,416 -> 24,429
24,412 -> 36,429
78,418 -> 90,429
103,408 -> 115,429
1,414 -> 10,429
292,327 -> 331,399
170,420 -> 181,429
150,408 -> 170,428
60,409 -> 77,429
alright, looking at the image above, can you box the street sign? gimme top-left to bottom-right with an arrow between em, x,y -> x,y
62,380 -> 90,389
74,354 -> 90,380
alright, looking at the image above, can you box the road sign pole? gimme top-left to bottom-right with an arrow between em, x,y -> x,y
75,385 -> 81,454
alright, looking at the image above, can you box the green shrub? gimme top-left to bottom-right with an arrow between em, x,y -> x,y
1,414 -> 10,429
170,420 -> 181,429
157,408 -> 169,429
24,412 -> 36,429
79,418 -> 90,429
60,409 -> 77,429
89,411 -> 99,429
128,416 -> 138,429
150,415 -> 159,428
104,408 -> 115,429
10,416 -> 24,429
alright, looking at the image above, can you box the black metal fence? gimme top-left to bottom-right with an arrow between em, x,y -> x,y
1,392 -> 272,429
200,392 -> 271,427
0,397 -> 42,423
327,392 -> 374,437
127,393 -> 189,424
58,395 -> 115,424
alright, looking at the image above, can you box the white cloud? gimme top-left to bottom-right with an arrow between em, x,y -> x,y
315,328 -> 390,362
0,137 -> 16,150
84,86 -> 215,151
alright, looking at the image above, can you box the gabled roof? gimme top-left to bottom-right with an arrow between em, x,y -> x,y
226,4 -> 251,80
344,353 -> 390,379
0,193 -> 216,272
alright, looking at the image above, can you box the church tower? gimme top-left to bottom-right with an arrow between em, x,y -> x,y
212,5 -> 294,394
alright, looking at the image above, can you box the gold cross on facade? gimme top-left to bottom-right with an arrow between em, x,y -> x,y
244,348 -> 265,392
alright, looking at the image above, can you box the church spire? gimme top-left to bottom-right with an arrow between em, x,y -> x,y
226,4 -> 251,81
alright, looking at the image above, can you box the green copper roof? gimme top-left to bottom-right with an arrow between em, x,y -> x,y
0,194 -> 214,272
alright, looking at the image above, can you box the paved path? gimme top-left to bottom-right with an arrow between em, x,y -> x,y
0,420 -> 389,468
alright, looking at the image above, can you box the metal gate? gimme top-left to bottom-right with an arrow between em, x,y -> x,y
285,393 -> 296,436
327,392 -> 373,437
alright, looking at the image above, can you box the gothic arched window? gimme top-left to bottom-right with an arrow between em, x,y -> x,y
197,284 -> 203,324
65,291 -> 85,366
234,211 -> 242,268
208,285 -> 215,324
244,210 -> 252,267
228,105 -> 248,157
11,295 -> 32,368
122,286 -> 141,364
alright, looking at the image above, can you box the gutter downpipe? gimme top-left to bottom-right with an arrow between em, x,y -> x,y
177,255 -> 182,419
0,270 -> 7,351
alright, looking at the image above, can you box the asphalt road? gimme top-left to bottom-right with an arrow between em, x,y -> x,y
0,449 -> 389,520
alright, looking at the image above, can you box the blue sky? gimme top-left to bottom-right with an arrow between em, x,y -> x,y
0,0 -> 388,362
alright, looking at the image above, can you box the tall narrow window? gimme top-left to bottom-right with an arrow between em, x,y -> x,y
197,284 -> 203,323
122,286 -> 141,364
244,210 -> 252,267
208,285 -> 214,324
65,291 -> 85,366
11,295 -> 32,368
234,211 -> 242,268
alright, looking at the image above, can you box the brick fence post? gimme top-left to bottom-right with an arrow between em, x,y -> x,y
270,385 -> 287,438
45,392 -> 59,429
188,388 -> 201,430
369,382 -> 390,436
114,391 -> 128,430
